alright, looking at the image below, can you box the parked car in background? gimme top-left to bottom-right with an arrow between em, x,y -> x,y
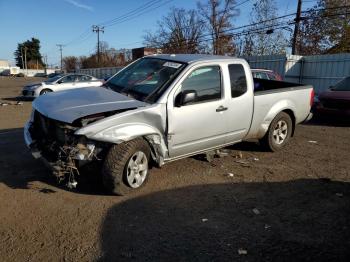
24,54 -> 314,195
22,73 -> 103,98
46,72 -> 64,78
314,76 -> 350,117
252,69 -> 283,81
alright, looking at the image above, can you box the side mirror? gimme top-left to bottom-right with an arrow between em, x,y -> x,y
57,80 -> 63,84
175,90 -> 197,107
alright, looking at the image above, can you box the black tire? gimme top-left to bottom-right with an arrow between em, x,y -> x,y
102,138 -> 151,195
40,89 -> 52,95
260,112 -> 293,152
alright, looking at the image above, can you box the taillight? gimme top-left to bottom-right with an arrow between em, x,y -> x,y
310,88 -> 315,107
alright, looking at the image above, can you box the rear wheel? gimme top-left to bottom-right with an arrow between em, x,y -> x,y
40,89 -> 52,95
260,112 -> 293,152
102,138 -> 150,195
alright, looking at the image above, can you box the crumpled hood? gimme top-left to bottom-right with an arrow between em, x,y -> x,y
32,87 -> 147,123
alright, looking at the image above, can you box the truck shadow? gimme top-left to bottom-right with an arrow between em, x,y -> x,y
98,180 -> 350,261
305,114 -> 350,127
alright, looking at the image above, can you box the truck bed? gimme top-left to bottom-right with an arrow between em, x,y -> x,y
253,78 -> 304,93
245,78 -> 313,140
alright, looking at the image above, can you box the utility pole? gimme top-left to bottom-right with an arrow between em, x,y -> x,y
92,25 -> 104,66
20,47 -> 24,69
57,44 -> 64,72
24,46 -> 28,76
292,0 -> 302,55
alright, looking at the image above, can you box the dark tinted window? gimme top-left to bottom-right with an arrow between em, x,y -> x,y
60,75 -> 76,83
267,73 -> 277,80
253,71 -> 269,80
229,64 -> 247,97
77,75 -> 92,82
181,66 -> 221,104
333,77 -> 350,91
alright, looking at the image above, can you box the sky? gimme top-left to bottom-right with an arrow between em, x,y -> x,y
0,0 -> 317,66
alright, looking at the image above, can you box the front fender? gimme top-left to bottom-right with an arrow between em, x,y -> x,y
85,123 -> 162,144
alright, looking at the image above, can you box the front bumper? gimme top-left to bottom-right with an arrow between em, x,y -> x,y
22,90 -> 37,98
24,122 -> 50,162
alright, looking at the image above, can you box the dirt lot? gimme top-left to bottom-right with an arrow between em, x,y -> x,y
0,77 -> 349,261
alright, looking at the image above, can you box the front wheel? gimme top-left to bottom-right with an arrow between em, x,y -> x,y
260,112 -> 293,152
40,89 -> 52,95
102,138 -> 150,195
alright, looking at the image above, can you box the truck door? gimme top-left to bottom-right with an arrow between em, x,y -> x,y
167,65 -> 230,158
224,63 -> 254,142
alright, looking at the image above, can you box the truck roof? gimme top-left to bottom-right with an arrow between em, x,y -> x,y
146,54 -> 241,64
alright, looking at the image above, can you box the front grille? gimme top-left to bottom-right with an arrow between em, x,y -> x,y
33,111 -> 74,145
321,99 -> 350,110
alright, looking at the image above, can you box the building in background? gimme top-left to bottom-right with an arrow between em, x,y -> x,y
132,47 -> 162,60
0,59 -> 10,73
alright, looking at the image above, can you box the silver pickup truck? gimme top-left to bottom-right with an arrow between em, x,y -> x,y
24,54 -> 314,195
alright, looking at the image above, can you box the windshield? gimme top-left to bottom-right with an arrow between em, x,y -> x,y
105,58 -> 185,102
45,75 -> 63,84
332,77 -> 350,91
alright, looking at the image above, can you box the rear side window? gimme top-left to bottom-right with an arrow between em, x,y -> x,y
78,75 -> 92,81
267,73 -> 277,80
229,64 -> 247,97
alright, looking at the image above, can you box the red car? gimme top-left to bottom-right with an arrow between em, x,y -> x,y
315,76 -> 350,117
251,69 -> 283,81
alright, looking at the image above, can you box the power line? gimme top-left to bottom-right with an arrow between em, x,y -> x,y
101,0 -> 174,28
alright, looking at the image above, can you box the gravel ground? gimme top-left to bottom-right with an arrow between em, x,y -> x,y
0,77 -> 349,261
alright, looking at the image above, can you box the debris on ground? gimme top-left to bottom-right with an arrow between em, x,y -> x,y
238,248 -> 248,255
252,208 -> 260,215
335,192 -> 343,197
232,152 -> 243,159
201,218 -> 208,222
0,101 -> 23,106
234,159 -> 251,167
308,140 -> 318,144
215,149 -> 230,157
264,224 -> 271,230
225,173 -> 235,177
249,157 -> 259,161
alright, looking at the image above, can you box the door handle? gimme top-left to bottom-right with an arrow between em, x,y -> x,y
216,106 -> 228,112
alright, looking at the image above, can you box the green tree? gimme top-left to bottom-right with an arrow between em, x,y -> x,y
14,38 -> 45,69
297,0 -> 350,55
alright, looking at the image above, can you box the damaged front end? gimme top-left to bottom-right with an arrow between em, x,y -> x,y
25,110 -> 108,188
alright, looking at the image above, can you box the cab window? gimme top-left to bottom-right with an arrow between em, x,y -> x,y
179,65 -> 222,105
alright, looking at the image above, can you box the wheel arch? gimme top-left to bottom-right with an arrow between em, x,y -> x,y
81,123 -> 168,166
281,109 -> 296,137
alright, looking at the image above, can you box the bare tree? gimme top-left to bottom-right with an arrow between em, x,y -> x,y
144,8 -> 206,53
63,56 -> 78,72
248,0 -> 288,55
197,0 -> 239,55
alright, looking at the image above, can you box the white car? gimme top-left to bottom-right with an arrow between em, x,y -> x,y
22,74 -> 103,98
